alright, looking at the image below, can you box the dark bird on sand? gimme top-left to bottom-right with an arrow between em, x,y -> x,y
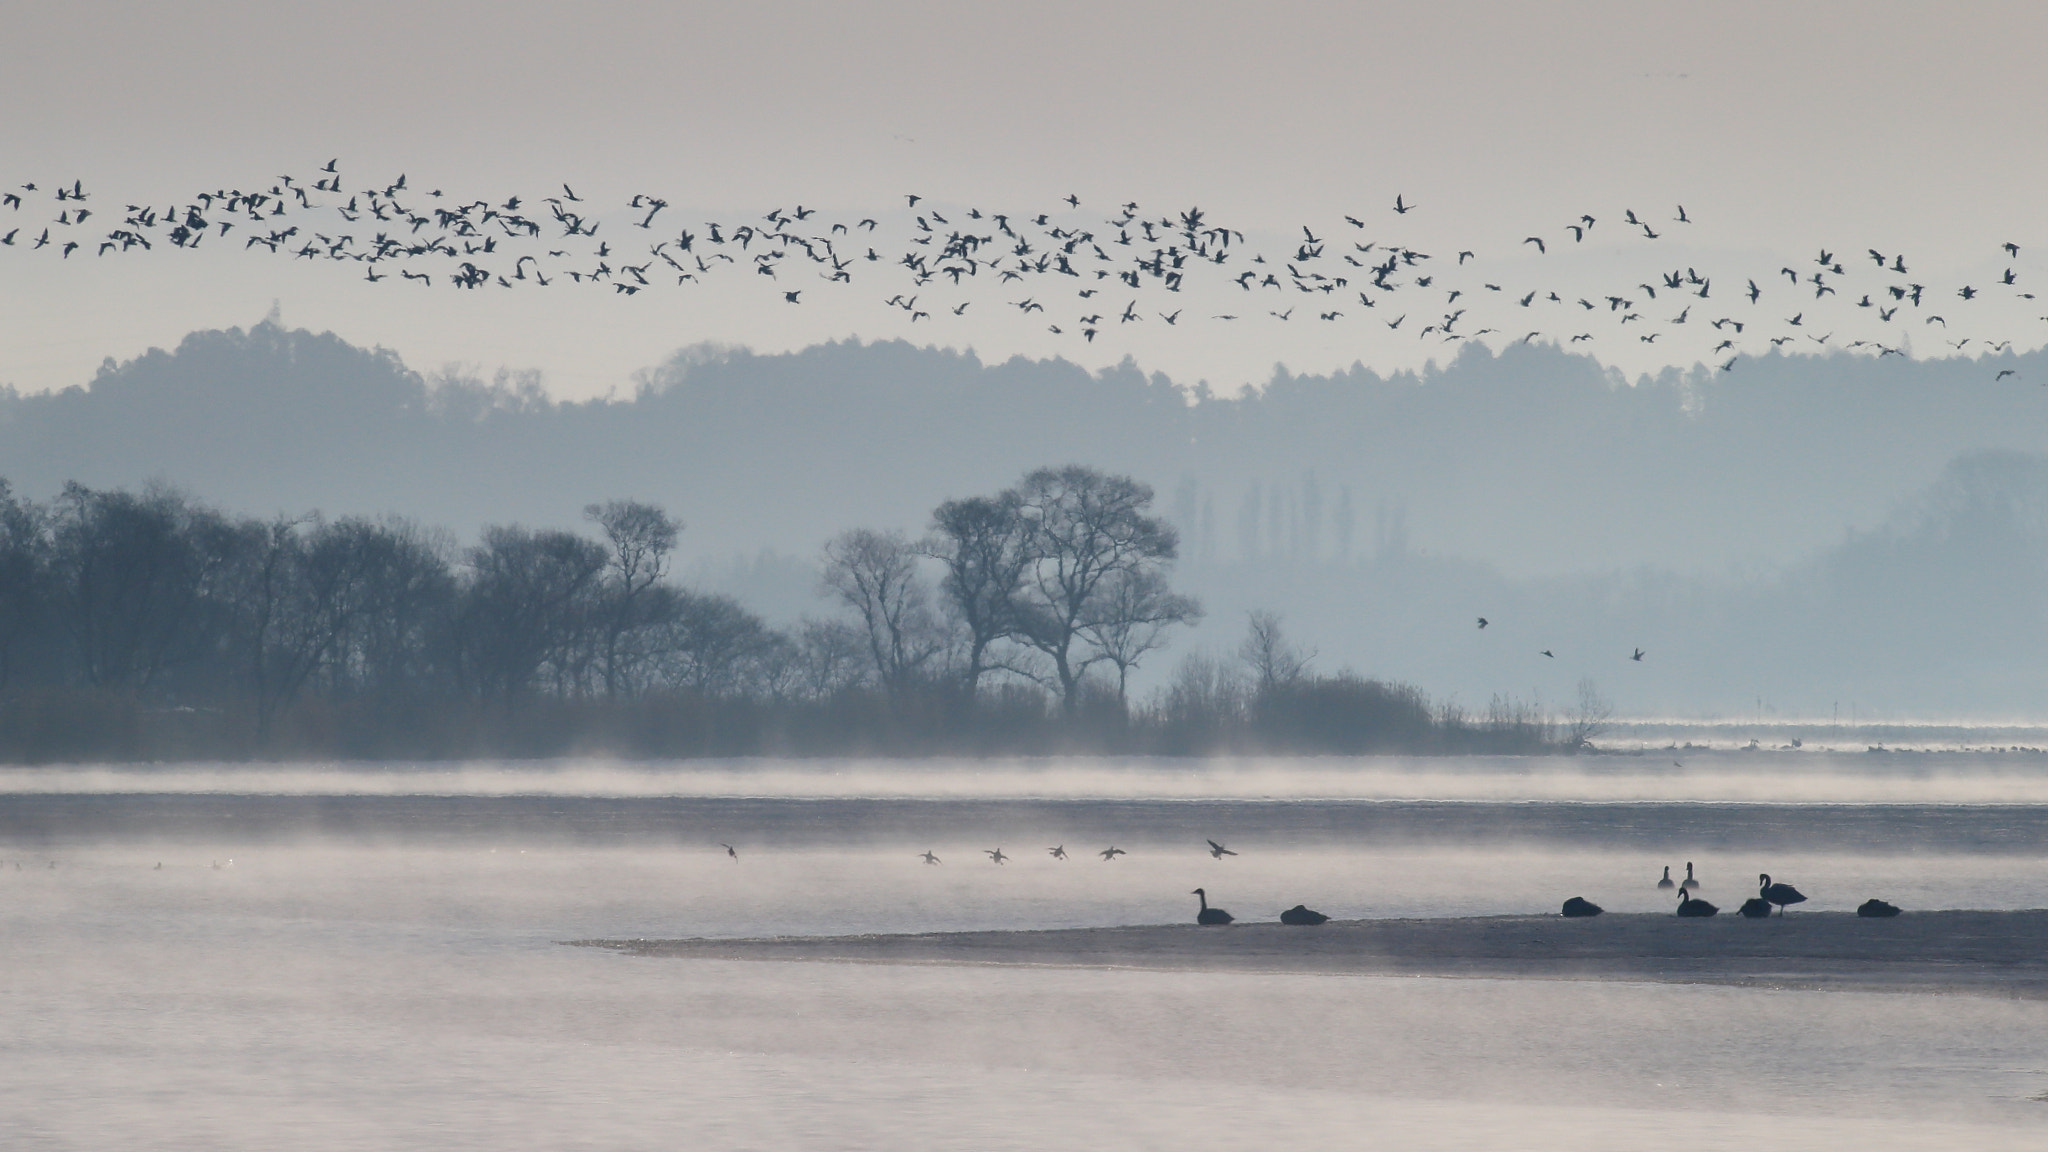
1738,897 -> 1774,918
1192,888 -> 1233,925
1656,866 -> 1676,890
1207,839 -> 1237,859
1758,874 -> 1807,915
1857,898 -> 1901,918
1561,896 -> 1603,918
1280,904 -> 1330,926
1676,889 -> 1719,917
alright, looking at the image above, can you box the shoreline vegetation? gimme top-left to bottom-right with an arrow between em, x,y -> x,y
0,467 -> 1572,765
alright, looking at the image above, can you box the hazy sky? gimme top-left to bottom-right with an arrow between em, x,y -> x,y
5,1 -> 2047,398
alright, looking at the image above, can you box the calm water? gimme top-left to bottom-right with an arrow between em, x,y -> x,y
4,755 -> 2047,1150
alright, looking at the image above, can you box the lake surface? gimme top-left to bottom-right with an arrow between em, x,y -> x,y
4,754 -> 2046,1149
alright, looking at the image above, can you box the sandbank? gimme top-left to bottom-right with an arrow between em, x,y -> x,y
571,909 -> 2048,996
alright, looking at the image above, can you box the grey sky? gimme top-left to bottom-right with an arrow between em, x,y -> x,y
5,1 -> 2047,397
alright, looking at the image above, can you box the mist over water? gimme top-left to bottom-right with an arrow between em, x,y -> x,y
6,757 -> 2048,1149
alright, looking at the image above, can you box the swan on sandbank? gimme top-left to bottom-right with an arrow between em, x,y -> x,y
1280,904 -> 1329,925
1758,874 -> 1807,916
1676,888 -> 1719,917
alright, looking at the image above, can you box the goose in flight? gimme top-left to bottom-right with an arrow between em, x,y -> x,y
1207,840 -> 1237,859
1099,846 -> 1126,861
918,850 -> 940,865
721,843 -> 737,861
1048,845 -> 1068,860
986,848 -> 1008,865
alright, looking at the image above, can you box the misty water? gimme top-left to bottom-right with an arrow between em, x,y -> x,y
7,754 -> 2048,1149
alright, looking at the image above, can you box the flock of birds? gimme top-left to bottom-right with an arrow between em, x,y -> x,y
720,838 -> 1899,926
3,162 -> 2041,377
1566,862 -> 1902,920
1475,614 -> 1648,667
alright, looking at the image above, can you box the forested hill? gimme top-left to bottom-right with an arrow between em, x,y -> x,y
8,322 -> 2048,716
4,322 -> 2043,579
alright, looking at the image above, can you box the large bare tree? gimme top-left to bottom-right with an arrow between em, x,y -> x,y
924,492 -> 1031,695
583,499 -> 682,697
1006,465 -> 1194,712
819,528 -> 948,698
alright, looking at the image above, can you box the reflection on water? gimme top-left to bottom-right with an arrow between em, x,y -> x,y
4,759 -> 2047,1150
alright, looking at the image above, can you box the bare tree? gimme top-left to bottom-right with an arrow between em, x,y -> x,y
46,482 -> 240,694
1006,465 -> 1195,712
583,499 -> 682,698
1562,677 -> 1612,752
1080,568 -> 1202,704
1238,610 -> 1314,694
925,493 -> 1030,695
0,481 -> 48,695
819,528 -> 948,698
454,525 -> 608,698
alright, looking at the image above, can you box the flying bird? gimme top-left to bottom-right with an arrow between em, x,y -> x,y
1207,840 -> 1237,859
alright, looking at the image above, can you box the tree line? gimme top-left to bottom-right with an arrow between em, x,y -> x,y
0,464 -> 1558,762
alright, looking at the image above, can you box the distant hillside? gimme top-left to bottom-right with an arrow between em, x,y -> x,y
6,323 -> 2047,717
4,322 -> 2043,575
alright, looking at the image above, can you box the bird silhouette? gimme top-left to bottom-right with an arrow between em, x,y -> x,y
722,843 -> 737,860
1856,898 -> 1901,918
1675,889 -> 1719,917
1757,873 -> 1806,915
1656,866 -> 1675,890
1737,896 -> 1774,918
1192,888 -> 1233,925
918,850 -> 940,865
986,848 -> 1008,864
1561,896 -> 1603,918
1206,839 -> 1237,859
1632,648 -> 1645,661
1280,904 -> 1330,925
1099,846 -> 1126,861
1048,845 -> 1068,860
1680,862 -> 1699,891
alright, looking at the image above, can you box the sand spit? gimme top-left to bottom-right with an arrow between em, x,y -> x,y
571,909 -> 2048,996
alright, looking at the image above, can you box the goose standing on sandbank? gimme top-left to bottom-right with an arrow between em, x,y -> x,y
1193,888 -> 1234,925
